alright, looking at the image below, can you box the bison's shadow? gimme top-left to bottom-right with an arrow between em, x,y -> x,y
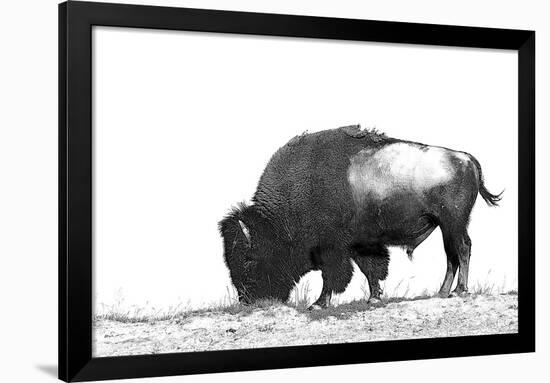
302,295 -> 437,321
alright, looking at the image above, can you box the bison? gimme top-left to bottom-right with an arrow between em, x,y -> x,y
220,125 -> 501,309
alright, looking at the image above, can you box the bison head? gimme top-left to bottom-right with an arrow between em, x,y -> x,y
219,203 -> 294,303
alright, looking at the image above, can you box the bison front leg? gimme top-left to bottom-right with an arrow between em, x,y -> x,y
309,284 -> 333,310
352,245 -> 390,304
353,257 -> 389,304
309,254 -> 354,310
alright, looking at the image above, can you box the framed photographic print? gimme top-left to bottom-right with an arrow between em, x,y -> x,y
59,1 -> 535,381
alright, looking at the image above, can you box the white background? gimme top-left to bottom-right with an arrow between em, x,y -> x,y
93,27 -> 517,314
0,0 -> 547,382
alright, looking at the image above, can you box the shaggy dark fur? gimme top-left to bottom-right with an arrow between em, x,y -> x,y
219,125 -> 500,307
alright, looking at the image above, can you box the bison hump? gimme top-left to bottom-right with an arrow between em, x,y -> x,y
340,124 -> 386,141
287,131 -> 309,147
341,124 -> 365,138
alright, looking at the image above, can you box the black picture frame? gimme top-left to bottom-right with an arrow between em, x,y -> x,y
59,1 -> 535,381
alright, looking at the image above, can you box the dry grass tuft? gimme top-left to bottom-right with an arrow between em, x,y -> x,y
291,280 -> 312,310
95,277 -> 518,324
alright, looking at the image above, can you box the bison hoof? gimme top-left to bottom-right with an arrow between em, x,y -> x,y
308,304 -> 324,311
367,297 -> 381,305
450,290 -> 469,298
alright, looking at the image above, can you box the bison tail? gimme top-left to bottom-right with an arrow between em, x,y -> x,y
468,154 -> 503,207
479,183 -> 503,207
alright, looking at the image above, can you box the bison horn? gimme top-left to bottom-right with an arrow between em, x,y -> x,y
238,220 -> 251,245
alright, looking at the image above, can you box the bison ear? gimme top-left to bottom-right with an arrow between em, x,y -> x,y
238,220 -> 251,245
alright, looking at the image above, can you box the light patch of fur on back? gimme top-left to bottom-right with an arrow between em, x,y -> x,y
348,143 -> 455,201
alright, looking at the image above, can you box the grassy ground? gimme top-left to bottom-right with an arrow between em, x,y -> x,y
94,277 -> 517,324
93,291 -> 518,357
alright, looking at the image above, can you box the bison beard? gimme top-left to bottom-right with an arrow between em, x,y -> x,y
220,125 -> 501,309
